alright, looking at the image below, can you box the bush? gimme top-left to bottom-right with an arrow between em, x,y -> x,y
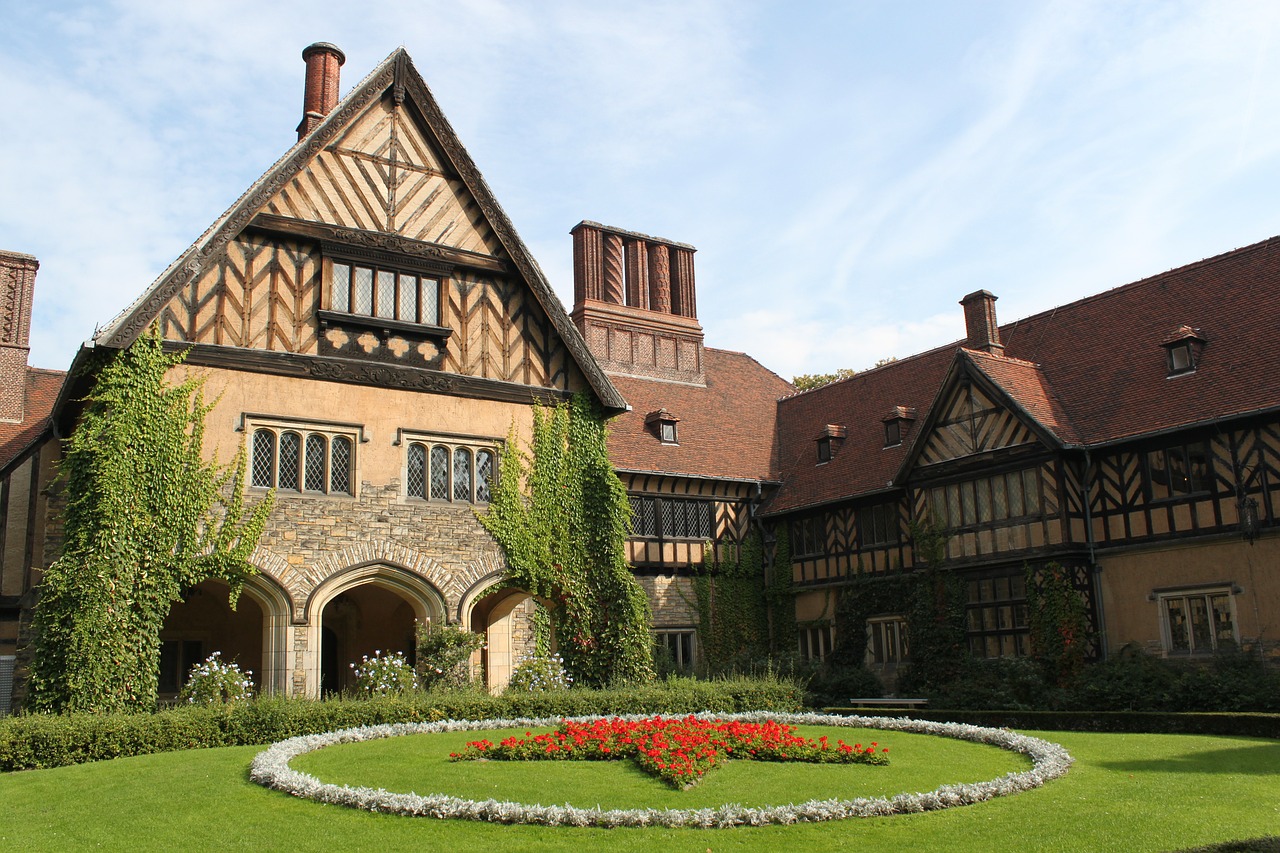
414,622 -> 484,689
350,651 -> 417,697
178,652 -> 254,705
505,651 -> 573,693
803,664 -> 884,708
0,674 -> 803,771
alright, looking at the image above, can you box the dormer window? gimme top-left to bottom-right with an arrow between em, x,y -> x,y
815,424 -> 846,464
319,246 -> 453,342
645,409 -> 680,444
1161,326 -> 1206,377
881,406 -> 917,448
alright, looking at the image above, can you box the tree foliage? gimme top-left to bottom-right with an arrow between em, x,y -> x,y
480,393 -> 653,686
28,330 -> 273,713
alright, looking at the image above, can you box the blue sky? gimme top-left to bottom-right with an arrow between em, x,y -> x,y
4,0 -> 1280,379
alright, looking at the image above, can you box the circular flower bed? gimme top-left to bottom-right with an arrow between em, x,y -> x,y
249,712 -> 1073,828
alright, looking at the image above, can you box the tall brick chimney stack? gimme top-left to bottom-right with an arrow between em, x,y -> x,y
297,42 -> 346,141
0,251 -> 37,423
960,289 -> 1004,355
571,222 -> 705,385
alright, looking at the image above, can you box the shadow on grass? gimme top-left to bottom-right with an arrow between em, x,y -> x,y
1171,837 -> 1280,853
1100,740 -> 1280,776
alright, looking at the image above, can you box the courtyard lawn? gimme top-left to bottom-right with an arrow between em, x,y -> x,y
0,728 -> 1276,851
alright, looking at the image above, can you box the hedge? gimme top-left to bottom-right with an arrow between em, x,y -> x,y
825,708 -> 1280,739
0,676 -> 802,772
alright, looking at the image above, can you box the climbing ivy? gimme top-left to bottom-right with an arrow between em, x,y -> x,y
691,525 -> 798,673
28,329 -> 274,714
832,517 -> 966,690
480,393 -> 653,687
693,532 -> 770,673
1026,562 -> 1091,688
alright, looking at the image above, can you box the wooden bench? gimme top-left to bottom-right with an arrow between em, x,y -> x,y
847,698 -> 929,710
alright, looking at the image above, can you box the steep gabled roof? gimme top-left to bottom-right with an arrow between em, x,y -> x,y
92,48 -> 624,410
0,368 -> 66,471
606,348 -> 792,482
767,345 -> 955,515
768,233 -> 1280,515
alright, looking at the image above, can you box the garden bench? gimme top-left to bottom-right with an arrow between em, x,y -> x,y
847,698 -> 929,709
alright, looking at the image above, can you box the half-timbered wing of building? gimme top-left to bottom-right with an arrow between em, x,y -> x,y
13,45 -> 626,703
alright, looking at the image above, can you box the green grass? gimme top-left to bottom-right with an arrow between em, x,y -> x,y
293,724 -> 1024,810
1,729 -> 1277,851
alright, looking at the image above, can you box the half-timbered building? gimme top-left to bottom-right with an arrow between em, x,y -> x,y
768,248 -> 1280,676
1,42 -> 1278,713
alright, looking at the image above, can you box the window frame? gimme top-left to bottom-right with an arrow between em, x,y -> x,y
320,248 -> 453,340
246,416 -> 361,497
965,569 -> 1031,659
926,466 -> 1043,532
858,501 -> 899,548
865,615 -> 909,667
1156,585 -> 1238,656
790,514 -> 826,558
1145,439 -> 1212,502
628,494 -> 715,540
799,623 -> 835,662
401,431 -> 499,505
653,629 -> 697,672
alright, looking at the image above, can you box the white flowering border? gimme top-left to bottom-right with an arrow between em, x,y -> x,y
249,712 -> 1072,828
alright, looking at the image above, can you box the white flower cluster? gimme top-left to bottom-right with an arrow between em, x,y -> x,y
249,712 -> 1073,828
504,651 -> 573,693
180,651 -> 254,705
349,650 -> 418,697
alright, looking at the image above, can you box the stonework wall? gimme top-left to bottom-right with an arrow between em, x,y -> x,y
639,574 -> 698,628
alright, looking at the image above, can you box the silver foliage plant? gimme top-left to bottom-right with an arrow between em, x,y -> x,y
249,712 -> 1073,828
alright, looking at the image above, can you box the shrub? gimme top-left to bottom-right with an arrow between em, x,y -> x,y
414,622 -> 484,689
178,652 -> 254,705
350,651 -> 417,697
505,651 -> 573,693
0,674 -> 804,771
803,664 -> 884,708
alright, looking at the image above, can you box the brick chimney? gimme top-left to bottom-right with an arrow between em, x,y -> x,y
571,222 -> 704,385
960,289 -> 1004,355
0,251 -> 36,423
297,42 -> 346,140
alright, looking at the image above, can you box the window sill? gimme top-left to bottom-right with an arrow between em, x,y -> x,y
318,309 -> 452,341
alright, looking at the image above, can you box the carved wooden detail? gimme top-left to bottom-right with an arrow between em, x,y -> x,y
918,380 -> 1038,467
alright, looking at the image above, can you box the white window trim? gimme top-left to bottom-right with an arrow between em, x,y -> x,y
1155,585 -> 1239,656
653,628 -> 697,670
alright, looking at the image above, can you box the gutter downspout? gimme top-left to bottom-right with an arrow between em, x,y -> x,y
1083,448 -> 1108,658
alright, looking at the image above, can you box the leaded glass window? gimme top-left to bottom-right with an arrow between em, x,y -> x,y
475,449 -> 494,503
304,434 -> 326,492
406,443 -> 427,499
247,424 -> 355,496
429,445 -> 450,501
453,448 -> 472,502
278,432 -> 301,490
330,261 -> 441,325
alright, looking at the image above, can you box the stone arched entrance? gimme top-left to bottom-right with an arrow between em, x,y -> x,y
304,563 -> 446,697
159,575 -> 291,699
466,585 -> 537,693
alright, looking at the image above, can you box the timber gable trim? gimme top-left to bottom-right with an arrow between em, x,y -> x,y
92,48 -> 625,412
894,350 -> 1071,485
165,341 -> 573,406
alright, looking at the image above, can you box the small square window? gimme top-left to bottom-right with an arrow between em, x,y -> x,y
645,410 -> 680,444
817,437 -> 832,462
660,421 -> 677,443
1168,342 -> 1194,374
884,419 -> 901,447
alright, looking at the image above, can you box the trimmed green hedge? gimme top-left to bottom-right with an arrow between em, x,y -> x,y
826,708 -> 1280,739
0,676 -> 802,772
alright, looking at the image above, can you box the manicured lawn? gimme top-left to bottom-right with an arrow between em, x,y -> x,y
1,728 -> 1277,851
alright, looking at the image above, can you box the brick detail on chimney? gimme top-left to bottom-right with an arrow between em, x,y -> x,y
647,243 -> 671,314
671,247 -> 696,319
0,251 -> 36,423
624,239 -> 649,310
960,289 -> 1003,355
297,42 -> 346,141
572,224 -> 603,304
570,222 -> 704,385
602,233 -> 625,305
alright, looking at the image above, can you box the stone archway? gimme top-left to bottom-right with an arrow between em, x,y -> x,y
466,584 -> 538,693
159,575 -> 291,699
303,563 -> 446,697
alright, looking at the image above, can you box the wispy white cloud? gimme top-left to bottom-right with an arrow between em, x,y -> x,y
4,0 -> 1280,381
